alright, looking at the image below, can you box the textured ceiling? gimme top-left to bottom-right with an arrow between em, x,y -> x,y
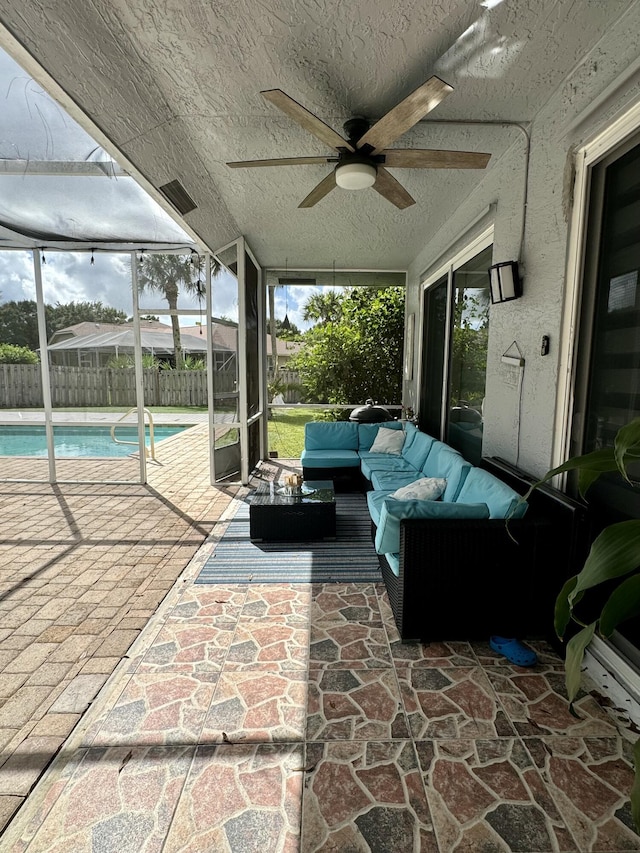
0,0 -> 631,269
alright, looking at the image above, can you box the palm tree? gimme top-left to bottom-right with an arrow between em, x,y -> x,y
137,253 -> 218,369
303,290 -> 342,325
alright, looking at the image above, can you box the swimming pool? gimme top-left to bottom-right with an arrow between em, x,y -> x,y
0,424 -> 188,458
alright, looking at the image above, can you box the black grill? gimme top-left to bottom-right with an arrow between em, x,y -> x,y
349,399 -> 393,423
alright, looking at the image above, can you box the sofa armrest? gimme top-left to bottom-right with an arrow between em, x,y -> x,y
383,516 -> 553,641
374,498 -> 490,556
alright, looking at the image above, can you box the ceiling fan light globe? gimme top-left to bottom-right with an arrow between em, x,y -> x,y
335,162 -> 377,190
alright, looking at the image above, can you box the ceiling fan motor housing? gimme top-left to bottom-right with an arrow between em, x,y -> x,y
342,117 -> 370,144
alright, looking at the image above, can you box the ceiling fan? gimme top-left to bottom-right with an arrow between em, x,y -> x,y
227,76 -> 491,210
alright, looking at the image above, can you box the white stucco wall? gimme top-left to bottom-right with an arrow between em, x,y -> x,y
405,2 -> 640,479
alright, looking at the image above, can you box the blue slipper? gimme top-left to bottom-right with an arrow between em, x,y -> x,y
489,636 -> 538,667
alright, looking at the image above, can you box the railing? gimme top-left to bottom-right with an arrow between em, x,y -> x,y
110,407 -> 156,460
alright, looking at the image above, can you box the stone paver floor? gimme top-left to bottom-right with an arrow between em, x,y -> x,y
2,577 -> 640,852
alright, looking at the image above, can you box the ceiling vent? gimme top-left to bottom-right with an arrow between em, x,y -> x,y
158,179 -> 197,215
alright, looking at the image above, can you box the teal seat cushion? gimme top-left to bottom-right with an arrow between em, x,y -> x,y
366,488 -> 395,527
358,421 -> 403,450
455,467 -> 528,518
370,470 -> 422,491
301,449 -> 360,468
359,455 -> 416,480
304,421 -> 359,451
375,498 -> 490,556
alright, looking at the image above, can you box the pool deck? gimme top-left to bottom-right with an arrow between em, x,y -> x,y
0,410 -> 212,426
0,423 -> 251,838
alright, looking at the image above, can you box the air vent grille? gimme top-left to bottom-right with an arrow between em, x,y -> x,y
158,179 -> 197,215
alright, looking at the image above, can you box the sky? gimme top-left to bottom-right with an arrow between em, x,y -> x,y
0,248 -> 332,331
0,46 -> 331,333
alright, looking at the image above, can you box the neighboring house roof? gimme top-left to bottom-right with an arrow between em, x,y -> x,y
181,323 -> 302,357
46,328 -> 211,354
181,323 -> 237,351
48,320 -> 301,357
48,320 -> 169,345
272,339 -> 303,358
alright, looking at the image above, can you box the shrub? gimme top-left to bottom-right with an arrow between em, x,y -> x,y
0,343 -> 39,364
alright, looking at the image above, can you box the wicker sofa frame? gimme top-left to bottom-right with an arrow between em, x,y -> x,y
374,457 -> 590,643
375,516 -> 552,641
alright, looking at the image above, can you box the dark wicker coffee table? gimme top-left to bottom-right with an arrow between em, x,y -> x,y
249,480 -> 336,541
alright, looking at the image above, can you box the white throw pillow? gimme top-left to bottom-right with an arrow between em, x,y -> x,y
369,427 -> 406,455
390,477 -> 447,501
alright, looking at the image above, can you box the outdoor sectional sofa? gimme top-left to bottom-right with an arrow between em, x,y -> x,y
301,420 -> 566,642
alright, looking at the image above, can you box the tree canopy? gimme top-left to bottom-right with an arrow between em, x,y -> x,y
292,286 -> 405,404
303,291 -> 342,325
0,300 -> 128,350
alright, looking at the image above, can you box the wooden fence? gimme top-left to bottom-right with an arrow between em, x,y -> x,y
0,365 -> 303,408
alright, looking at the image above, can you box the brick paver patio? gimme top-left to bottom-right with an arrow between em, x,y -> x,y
0,423 -> 243,834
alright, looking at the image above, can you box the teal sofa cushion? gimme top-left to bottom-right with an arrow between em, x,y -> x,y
358,421 -> 403,450
370,470 -> 422,491
420,442 -> 471,501
301,449 -> 360,469
359,455 -> 416,480
304,421 -> 359,451
401,429 -> 435,471
455,467 -> 528,518
374,498 -> 490,556
400,421 -> 419,450
366,488 -> 395,526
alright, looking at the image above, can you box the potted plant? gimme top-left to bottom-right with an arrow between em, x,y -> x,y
522,417 -> 640,828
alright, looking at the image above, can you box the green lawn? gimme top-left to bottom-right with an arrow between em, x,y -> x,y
268,407 -> 318,458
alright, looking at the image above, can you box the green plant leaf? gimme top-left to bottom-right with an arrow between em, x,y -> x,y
518,448 -> 619,505
564,622 -> 596,704
632,738 -> 640,833
571,520 -> 640,602
554,575 -> 578,639
576,464 -> 613,497
599,575 -> 640,637
615,418 -> 640,484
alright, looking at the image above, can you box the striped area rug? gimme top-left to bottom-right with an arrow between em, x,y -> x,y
196,492 -> 383,584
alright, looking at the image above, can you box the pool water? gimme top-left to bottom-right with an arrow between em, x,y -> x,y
0,424 -> 187,458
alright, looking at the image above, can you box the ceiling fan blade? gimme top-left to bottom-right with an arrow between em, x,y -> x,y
298,171 -> 337,208
372,167 -> 415,209
262,89 -> 355,153
383,149 -> 491,169
227,156 -> 332,168
357,76 -> 454,154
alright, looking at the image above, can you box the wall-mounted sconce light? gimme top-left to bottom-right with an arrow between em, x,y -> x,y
489,261 -> 522,304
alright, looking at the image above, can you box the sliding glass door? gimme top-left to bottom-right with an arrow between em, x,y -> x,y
572,134 -> 640,665
419,243 -> 492,464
